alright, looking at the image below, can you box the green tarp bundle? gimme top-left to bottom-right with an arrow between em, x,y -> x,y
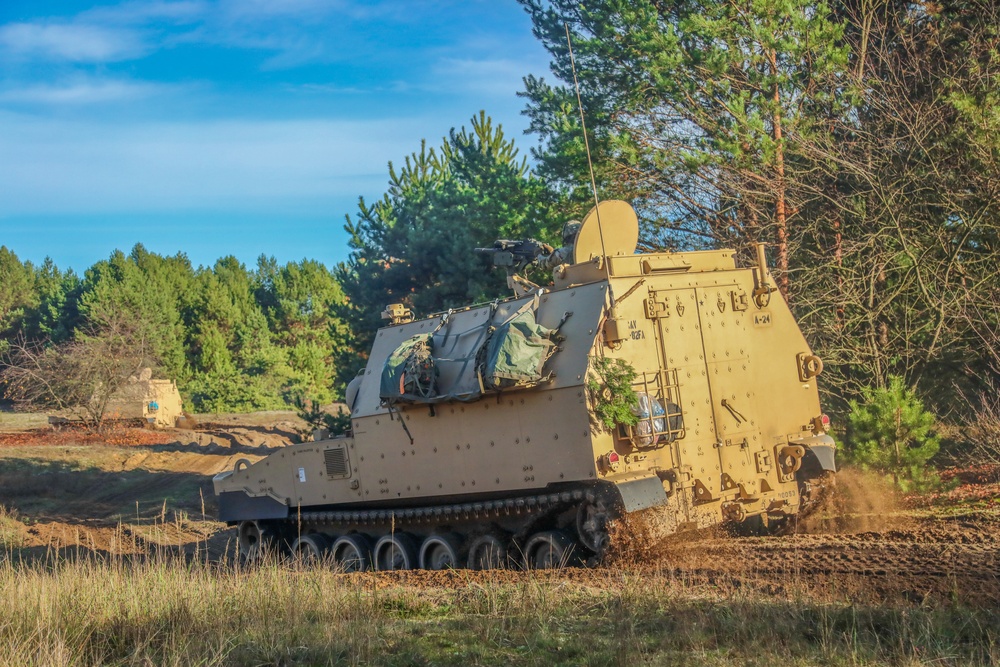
379,298 -> 558,405
481,307 -> 557,391
380,333 -> 437,402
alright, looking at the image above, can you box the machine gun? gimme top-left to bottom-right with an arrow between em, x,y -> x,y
475,239 -> 554,297
474,239 -> 553,273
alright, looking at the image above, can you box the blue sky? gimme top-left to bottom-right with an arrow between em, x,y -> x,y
0,0 -> 553,272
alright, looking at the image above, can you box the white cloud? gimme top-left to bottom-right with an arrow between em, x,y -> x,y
80,1 -> 208,25
0,79 -> 180,105
0,22 -> 147,62
430,57 -> 538,96
0,113 -> 436,216
216,0 -> 399,23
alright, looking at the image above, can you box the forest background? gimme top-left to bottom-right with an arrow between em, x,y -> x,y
1,1 -> 997,452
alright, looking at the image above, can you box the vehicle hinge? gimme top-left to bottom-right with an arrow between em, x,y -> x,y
644,296 -> 669,319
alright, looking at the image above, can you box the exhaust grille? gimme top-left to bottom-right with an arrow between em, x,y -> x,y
324,447 -> 349,479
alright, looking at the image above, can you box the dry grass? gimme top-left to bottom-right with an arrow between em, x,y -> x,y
0,550 -> 996,667
0,410 -> 48,433
0,505 -> 25,549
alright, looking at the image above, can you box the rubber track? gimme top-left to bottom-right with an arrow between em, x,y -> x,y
288,489 -> 590,528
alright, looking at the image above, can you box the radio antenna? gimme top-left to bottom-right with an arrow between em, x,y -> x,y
565,23 -> 607,260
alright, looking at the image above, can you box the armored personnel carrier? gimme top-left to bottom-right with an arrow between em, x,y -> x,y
213,201 -> 835,570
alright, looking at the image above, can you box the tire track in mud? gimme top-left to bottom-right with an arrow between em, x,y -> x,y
341,511 -> 1000,608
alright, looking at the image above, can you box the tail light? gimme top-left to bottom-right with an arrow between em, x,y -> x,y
812,414 -> 831,433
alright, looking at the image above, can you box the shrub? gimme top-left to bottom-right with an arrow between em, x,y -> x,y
844,376 -> 942,491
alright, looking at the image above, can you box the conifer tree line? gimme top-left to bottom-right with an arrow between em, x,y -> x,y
2,1 -> 999,426
0,245 -> 349,413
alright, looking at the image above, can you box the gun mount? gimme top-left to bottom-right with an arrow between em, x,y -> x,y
475,238 -> 553,297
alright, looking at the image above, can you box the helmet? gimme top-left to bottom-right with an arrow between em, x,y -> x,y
561,220 -> 582,244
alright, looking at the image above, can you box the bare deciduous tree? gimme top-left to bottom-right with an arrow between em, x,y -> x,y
0,316 -> 156,431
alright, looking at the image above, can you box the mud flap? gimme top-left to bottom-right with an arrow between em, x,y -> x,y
793,434 -> 837,476
218,491 -> 289,523
606,472 -> 669,512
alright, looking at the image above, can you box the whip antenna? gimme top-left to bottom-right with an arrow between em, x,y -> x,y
565,23 -> 607,260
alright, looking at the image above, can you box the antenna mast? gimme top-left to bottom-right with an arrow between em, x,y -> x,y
565,23 -> 607,260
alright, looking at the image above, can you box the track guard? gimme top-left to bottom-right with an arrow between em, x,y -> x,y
606,472 -> 669,512
218,491 -> 289,523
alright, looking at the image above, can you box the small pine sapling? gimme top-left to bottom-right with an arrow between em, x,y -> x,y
845,376 -> 942,491
587,356 -> 639,431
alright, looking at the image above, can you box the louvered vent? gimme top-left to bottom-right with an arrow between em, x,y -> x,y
324,447 -> 349,478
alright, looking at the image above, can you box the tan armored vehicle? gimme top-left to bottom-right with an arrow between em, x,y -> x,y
214,201 -> 835,569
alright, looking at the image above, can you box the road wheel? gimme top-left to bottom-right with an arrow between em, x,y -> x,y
238,520 -> 283,563
525,530 -> 577,569
419,533 -> 463,570
331,534 -> 373,572
576,498 -> 613,556
374,533 -> 418,571
291,534 -> 329,564
466,534 -> 508,570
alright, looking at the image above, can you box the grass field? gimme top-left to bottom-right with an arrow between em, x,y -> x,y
0,553 -> 996,667
1,418 -> 998,666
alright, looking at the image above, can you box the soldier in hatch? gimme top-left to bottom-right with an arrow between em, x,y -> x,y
536,220 -> 581,270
